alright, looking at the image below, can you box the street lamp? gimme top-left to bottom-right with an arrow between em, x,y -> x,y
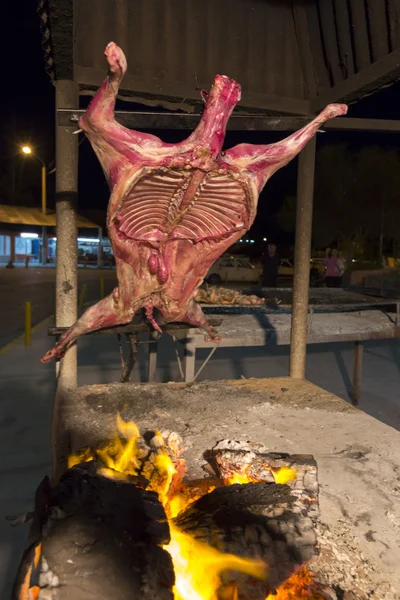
21,145 -> 48,265
21,145 -> 47,215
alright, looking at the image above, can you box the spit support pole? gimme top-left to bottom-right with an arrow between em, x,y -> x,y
52,80 -> 79,483
289,136 -> 316,379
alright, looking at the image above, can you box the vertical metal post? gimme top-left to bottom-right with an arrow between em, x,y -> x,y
41,163 -> 47,215
183,329 -> 197,383
6,234 -> 16,268
25,302 -> 32,347
78,283 -> 87,311
41,163 -> 48,266
289,137 -> 316,379
52,80 -> 79,482
147,331 -> 159,382
352,341 -> 363,405
42,226 -> 48,265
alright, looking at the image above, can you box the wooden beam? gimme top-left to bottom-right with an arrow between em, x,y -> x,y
48,319 -> 223,337
74,66 -> 311,116
311,48 -> 400,111
57,109 -> 400,133
323,117 -> 400,132
59,110 -> 313,130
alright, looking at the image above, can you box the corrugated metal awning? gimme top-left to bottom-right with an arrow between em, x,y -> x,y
0,205 -> 99,228
40,0 -> 400,115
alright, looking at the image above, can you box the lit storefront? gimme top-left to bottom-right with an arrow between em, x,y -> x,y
49,236 -> 114,266
0,205 -> 104,267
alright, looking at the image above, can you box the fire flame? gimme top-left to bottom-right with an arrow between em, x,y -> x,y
68,413 -> 142,475
68,415 -> 321,600
225,465 -> 297,486
166,521 -> 266,600
265,567 -> 324,599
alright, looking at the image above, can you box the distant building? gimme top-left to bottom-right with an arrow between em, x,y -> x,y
0,205 -> 109,268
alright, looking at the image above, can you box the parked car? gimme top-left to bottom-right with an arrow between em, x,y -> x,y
206,255 -> 325,286
206,255 -> 262,284
279,257 -> 324,286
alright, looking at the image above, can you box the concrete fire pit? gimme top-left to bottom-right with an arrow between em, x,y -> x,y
61,377 -> 400,599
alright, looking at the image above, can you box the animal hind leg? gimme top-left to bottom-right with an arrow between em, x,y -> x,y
180,300 -> 221,343
41,290 -> 132,363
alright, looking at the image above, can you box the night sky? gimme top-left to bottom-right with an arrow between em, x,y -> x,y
3,0 -> 400,244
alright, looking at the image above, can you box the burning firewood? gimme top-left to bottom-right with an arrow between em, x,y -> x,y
204,440 -> 319,521
13,418 -> 327,600
41,42 -> 347,363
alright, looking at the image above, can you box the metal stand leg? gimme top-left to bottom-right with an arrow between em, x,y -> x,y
147,331 -> 158,382
352,341 -> 363,406
183,329 -> 196,383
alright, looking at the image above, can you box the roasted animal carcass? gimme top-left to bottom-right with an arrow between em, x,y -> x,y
41,42 -> 347,363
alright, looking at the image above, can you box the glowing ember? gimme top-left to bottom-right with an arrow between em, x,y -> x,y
270,466 -> 297,485
68,416 -> 320,600
225,465 -> 297,486
225,466 -> 257,485
265,567 -> 324,599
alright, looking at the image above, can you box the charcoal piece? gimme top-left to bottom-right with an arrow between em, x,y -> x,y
13,461 -> 174,600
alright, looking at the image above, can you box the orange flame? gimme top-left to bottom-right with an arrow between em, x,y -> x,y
68,417 -> 319,600
68,413 -> 141,476
265,567 -> 324,599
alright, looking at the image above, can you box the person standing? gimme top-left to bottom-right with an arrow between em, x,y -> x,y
262,243 -> 280,287
324,248 -> 345,287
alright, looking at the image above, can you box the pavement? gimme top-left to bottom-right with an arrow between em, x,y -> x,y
0,267 -> 117,348
0,279 -> 399,596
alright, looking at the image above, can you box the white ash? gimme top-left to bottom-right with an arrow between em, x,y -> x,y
312,522 -> 396,600
212,439 -> 268,453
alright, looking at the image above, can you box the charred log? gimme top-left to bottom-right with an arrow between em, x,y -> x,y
13,462 -> 174,600
175,482 -> 316,596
